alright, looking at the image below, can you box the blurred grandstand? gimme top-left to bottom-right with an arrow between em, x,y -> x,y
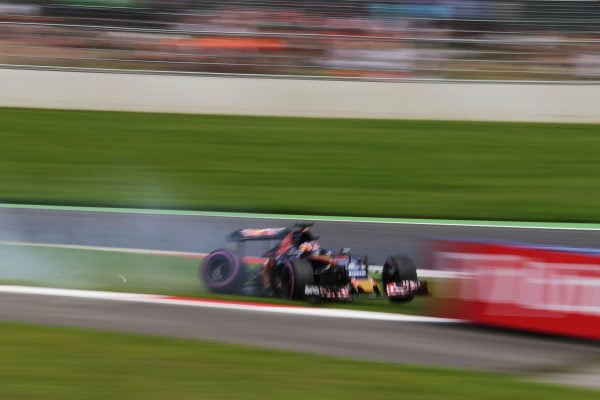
1,0 -> 599,80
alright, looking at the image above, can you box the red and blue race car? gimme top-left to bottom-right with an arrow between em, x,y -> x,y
200,223 -> 428,302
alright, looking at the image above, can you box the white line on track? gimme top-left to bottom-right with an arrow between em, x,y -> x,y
0,285 -> 462,323
0,240 -> 204,258
0,240 -> 461,279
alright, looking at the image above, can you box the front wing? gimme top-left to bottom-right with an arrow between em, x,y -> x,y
385,280 -> 429,300
304,284 -> 352,301
302,280 -> 428,301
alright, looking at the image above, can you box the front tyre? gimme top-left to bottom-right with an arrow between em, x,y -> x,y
279,259 -> 315,300
200,249 -> 246,294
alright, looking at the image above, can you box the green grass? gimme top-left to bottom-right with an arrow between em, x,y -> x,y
0,244 -> 202,296
2,107 -> 600,222
0,244 -> 431,314
0,321 -> 597,400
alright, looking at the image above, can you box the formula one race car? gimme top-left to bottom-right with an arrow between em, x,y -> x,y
199,223 -> 428,303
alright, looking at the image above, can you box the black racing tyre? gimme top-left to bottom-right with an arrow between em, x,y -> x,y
382,255 -> 418,303
279,259 -> 315,300
373,283 -> 381,297
200,249 -> 247,294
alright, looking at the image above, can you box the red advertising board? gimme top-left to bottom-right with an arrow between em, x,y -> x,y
428,240 -> 600,340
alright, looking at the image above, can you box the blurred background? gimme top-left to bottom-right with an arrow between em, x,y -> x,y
2,0 -> 600,80
1,2 -> 600,399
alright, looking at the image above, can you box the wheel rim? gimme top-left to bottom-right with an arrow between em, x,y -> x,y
207,256 -> 231,283
202,251 -> 240,289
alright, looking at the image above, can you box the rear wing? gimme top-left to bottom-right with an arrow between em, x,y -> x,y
227,228 -> 291,242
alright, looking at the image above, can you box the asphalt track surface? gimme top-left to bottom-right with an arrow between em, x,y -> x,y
2,291 -> 600,373
3,207 -> 600,265
1,206 -> 599,374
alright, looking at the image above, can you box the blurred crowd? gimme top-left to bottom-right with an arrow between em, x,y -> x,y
1,0 -> 599,80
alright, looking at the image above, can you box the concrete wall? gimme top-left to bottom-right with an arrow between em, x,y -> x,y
2,67 -> 599,122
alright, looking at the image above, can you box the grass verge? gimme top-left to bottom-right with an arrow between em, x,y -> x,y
0,243 -> 431,314
0,321 -> 597,400
2,108 -> 600,222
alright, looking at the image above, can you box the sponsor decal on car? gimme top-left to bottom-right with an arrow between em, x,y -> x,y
304,285 -> 320,296
347,269 -> 368,278
240,228 -> 287,238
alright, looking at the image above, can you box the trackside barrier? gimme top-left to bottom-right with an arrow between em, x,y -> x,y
2,67 -> 600,122
427,240 -> 600,340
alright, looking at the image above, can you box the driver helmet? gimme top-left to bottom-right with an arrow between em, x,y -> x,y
299,241 -> 320,253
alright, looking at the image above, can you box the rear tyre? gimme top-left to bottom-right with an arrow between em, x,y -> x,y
279,259 -> 315,300
382,255 -> 418,303
200,249 -> 247,294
